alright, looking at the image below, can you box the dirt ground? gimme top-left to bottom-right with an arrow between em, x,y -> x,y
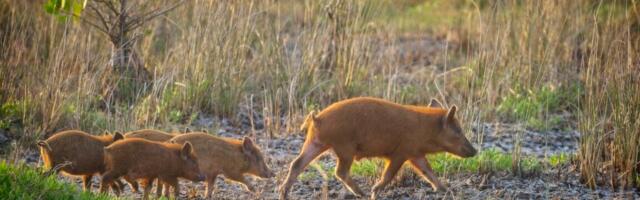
20,116 -> 639,200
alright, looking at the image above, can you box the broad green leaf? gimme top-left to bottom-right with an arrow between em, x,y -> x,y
43,0 -> 87,21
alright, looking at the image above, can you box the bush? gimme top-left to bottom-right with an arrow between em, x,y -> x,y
0,161 -> 111,200
0,101 -> 25,130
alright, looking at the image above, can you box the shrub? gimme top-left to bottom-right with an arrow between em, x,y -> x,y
0,161 -> 111,200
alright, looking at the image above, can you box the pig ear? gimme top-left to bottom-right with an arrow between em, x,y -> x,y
242,137 -> 253,153
113,132 -> 124,141
181,142 -> 193,159
446,106 -> 457,122
428,99 -> 443,108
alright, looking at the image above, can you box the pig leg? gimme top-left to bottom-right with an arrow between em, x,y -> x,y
82,175 -> 93,191
141,178 -> 155,200
162,177 -> 180,199
154,179 -> 164,197
98,180 -> 110,194
371,158 -> 406,199
409,157 -> 447,192
226,173 -> 254,192
163,182 -> 171,197
335,153 -> 365,197
279,140 -> 328,199
228,174 -> 255,193
163,180 -> 174,198
123,176 -> 139,192
205,174 -> 218,198
99,171 -> 117,194
111,179 -> 125,195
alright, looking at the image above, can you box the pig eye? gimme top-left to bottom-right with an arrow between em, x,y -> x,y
455,126 -> 463,134
449,124 -> 463,135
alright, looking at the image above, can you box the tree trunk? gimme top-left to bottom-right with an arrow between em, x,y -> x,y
101,40 -> 151,106
100,0 -> 152,106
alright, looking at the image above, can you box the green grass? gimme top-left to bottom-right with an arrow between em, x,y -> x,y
497,84 -> 581,131
429,148 -> 542,174
350,159 -> 383,177
548,153 -> 571,167
0,101 -> 26,130
0,161 -> 112,200
299,159 -> 383,181
298,162 -> 332,182
300,149 -> 549,181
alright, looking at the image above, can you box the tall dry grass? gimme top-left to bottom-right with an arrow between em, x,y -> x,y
576,1 -> 640,189
464,0 -> 639,188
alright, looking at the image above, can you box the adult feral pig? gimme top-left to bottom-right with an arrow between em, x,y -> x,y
279,97 -> 477,199
100,138 -> 205,200
170,133 -> 275,198
37,130 -> 124,192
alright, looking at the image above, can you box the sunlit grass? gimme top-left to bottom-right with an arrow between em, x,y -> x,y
300,149 -> 554,181
429,148 -> 542,174
548,153 -> 571,168
496,84 -> 582,131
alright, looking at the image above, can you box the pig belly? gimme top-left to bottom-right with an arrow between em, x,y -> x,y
351,140 -> 401,160
58,158 -> 102,175
126,167 -> 152,179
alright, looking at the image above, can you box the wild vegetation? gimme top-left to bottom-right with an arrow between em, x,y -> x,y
0,161 -> 112,199
0,0 -> 638,198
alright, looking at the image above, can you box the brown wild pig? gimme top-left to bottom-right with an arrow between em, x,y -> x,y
170,133 -> 275,198
100,138 -> 205,200
123,128 -> 180,194
123,128 -> 199,196
279,97 -> 477,199
37,130 -> 125,192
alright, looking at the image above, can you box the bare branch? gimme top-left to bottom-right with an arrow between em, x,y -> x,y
126,0 -> 188,30
59,10 -> 111,35
95,0 -> 120,16
87,3 -> 111,32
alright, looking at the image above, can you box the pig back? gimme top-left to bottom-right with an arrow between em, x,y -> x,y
124,129 -> 175,142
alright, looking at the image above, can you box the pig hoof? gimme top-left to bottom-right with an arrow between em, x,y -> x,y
434,185 -> 448,192
370,192 -> 379,200
349,191 -> 365,198
278,189 -> 288,200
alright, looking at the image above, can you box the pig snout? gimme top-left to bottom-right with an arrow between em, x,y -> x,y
258,168 -> 275,178
256,161 -> 275,178
461,144 -> 477,158
265,170 -> 275,178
